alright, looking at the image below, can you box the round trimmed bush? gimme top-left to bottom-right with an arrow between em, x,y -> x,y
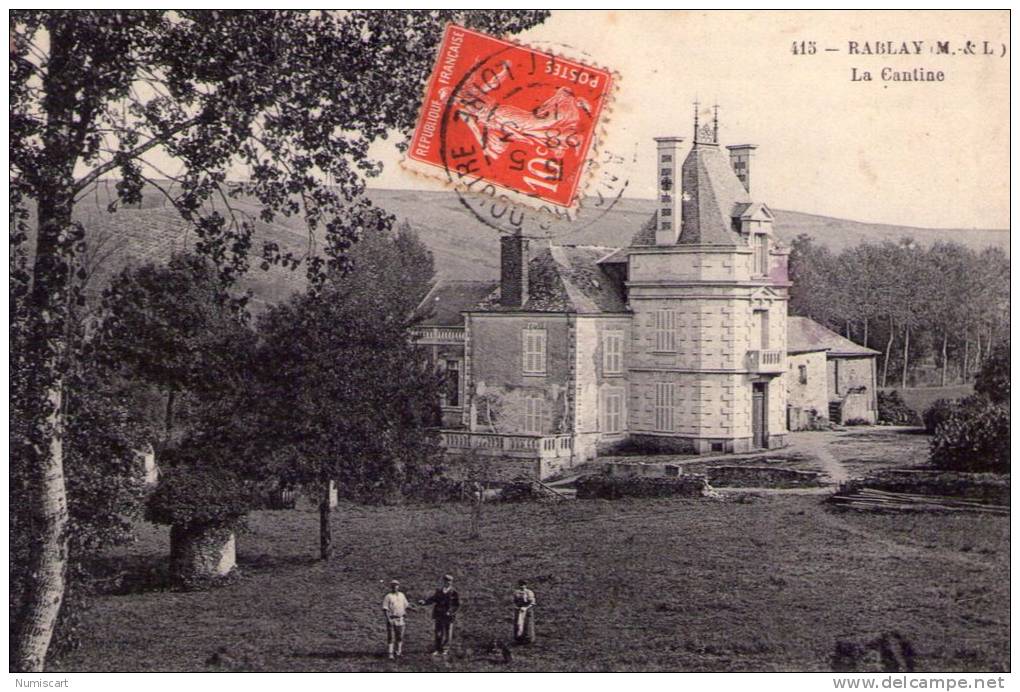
146,466 -> 250,584
146,466 -> 250,529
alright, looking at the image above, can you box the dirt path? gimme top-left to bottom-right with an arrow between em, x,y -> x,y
784,431 -> 848,485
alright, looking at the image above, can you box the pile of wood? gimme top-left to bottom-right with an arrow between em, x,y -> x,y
829,487 -> 1009,515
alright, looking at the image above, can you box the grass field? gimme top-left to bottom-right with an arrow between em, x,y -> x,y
56,485 -> 1009,672
828,429 -> 932,478
883,385 -> 976,417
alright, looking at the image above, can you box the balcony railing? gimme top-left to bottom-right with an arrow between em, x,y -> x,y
440,430 -> 574,459
747,349 -> 785,374
412,326 -> 465,344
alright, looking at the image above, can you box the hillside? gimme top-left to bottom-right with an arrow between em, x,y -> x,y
359,189 -> 1010,281
65,185 -> 1009,306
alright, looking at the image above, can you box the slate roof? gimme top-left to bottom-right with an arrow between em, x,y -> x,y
787,316 -> 881,357
627,213 -> 659,248
631,143 -> 753,247
476,245 -> 628,314
417,280 -> 499,326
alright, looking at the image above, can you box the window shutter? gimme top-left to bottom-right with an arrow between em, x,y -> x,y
655,382 -> 675,432
654,311 -> 677,352
523,328 -> 547,374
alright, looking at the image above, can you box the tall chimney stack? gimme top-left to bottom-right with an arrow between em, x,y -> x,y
654,136 -> 685,245
726,144 -> 757,192
500,234 -> 529,308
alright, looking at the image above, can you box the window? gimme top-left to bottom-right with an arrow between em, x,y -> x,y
661,208 -> 672,217
660,194 -> 671,203
753,233 -> 769,275
603,388 -> 624,433
654,382 -> 675,432
660,221 -> 671,231
755,309 -> 770,350
661,167 -> 671,176
441,360 -> 461,407
522,328 -> 546,374
653,309 -> 677,352
661,154 -> 672,163
522,395 -> 544,433
798,364 -> 808,385
603,331 -> 624,374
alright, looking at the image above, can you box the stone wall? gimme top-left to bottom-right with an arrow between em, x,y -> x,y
787,351 -> 829,430
441,451 -> 575,482
576,473 -> 710,499
169,524 -> 236,582
573,316 -> 631,433
628,246 -> 754,284
442,452 -> 539,482
468,314 -> 571,435
829,356 -> 878,423
705,465 -> 822,488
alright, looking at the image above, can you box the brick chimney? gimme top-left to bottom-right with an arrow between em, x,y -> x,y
726,144 -> 757,192
654,136 -> 685,245
500,234 -> 529,308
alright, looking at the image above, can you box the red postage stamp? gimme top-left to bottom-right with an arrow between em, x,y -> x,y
405,24 -> 613,211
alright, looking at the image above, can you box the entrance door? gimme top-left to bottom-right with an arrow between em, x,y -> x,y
752,382 -> 768,449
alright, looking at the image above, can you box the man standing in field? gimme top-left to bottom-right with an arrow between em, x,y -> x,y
419,574 -> 460,656
382,579 -> 410,659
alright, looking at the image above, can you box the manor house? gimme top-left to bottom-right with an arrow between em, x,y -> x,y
415,116 -> 877,479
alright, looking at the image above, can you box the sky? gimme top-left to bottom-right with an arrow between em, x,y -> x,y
368,10 -> 1010,230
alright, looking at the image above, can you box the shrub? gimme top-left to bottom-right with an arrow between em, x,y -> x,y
844,418 -> 871,427
146,467 -> 251,529
923,398 -> 956,435
877,390 -> 922,426
499,480 -> 541,503
930,400 -> 1009,473
975,342 -> 1009,404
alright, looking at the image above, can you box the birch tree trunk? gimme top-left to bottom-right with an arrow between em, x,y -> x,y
13,20 -> 78,669
901,327 -> 911,389
164,389 -> 176,448
940,332 -> 949,387
882,319 -> 895,388
13,184 -> 75,673
963,336 -> 970,382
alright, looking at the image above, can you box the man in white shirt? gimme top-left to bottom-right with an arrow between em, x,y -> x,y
382,579 -> 410,659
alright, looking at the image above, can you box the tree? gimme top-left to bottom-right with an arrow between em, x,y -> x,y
924,242 -> 969,387
96,254 -> 254,449
255,225 -> 443,559
11,265 -> 154,660
974,340 -> 1009,404
9,10 -> 547,670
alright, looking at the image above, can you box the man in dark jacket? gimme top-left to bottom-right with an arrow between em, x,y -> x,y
419,574 -> 460,656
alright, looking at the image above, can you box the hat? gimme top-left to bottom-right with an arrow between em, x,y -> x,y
390,579 -> 400,586
518,579 -> 528,587
443,574 -> 454,582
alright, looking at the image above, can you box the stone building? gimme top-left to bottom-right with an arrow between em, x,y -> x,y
414,114 -> 855,479
786,316 -> 880,426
